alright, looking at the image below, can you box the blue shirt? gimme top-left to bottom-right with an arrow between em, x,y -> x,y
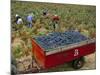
27,15 -> 33,22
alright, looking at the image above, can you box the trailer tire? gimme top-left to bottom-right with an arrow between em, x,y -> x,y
72,57 -> 85,69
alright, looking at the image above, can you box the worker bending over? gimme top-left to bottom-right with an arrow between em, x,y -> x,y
52,14 -> 60,31
26,13 -> 35,28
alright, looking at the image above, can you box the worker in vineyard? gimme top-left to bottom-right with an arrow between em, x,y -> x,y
26,13 -> 35,28
40,9 -> 47,24
14,14 -> 23,31
15,14 -> 20,24
51,14 -> 60,31
16,18 -> 23,25
15,14 -> 23,25
43,9 -> 48,18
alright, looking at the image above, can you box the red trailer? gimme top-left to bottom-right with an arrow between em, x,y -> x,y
32,31 -> 96,69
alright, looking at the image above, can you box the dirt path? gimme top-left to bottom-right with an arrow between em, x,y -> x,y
81,53 -> 96,70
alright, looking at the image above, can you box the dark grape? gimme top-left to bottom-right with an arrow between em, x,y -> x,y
34,31 -> 88,51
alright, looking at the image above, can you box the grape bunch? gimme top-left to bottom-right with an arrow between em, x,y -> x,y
34,31 -> 88,51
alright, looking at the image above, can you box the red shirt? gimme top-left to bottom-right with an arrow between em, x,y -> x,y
52,15 -> 60,21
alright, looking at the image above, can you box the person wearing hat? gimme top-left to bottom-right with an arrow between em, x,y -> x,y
15,14 -> 20,23
14,14 -> 23,31
15,14 -> 23,24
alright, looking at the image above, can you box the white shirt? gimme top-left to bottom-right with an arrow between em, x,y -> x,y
17,18 -> 23,24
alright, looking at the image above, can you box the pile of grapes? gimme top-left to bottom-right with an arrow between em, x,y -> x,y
34,31 -> 88,51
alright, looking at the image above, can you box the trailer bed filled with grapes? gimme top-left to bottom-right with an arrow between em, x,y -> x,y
32,31 -> 96,69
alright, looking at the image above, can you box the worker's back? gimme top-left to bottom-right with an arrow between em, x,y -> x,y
17,18 -> 23,24
27,15 -> 33,22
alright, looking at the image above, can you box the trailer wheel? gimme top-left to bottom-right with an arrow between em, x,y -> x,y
72,57 -> 85,69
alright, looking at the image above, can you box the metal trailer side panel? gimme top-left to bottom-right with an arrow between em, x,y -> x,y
44,42 -> 95,69
32,39 -> 46,68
